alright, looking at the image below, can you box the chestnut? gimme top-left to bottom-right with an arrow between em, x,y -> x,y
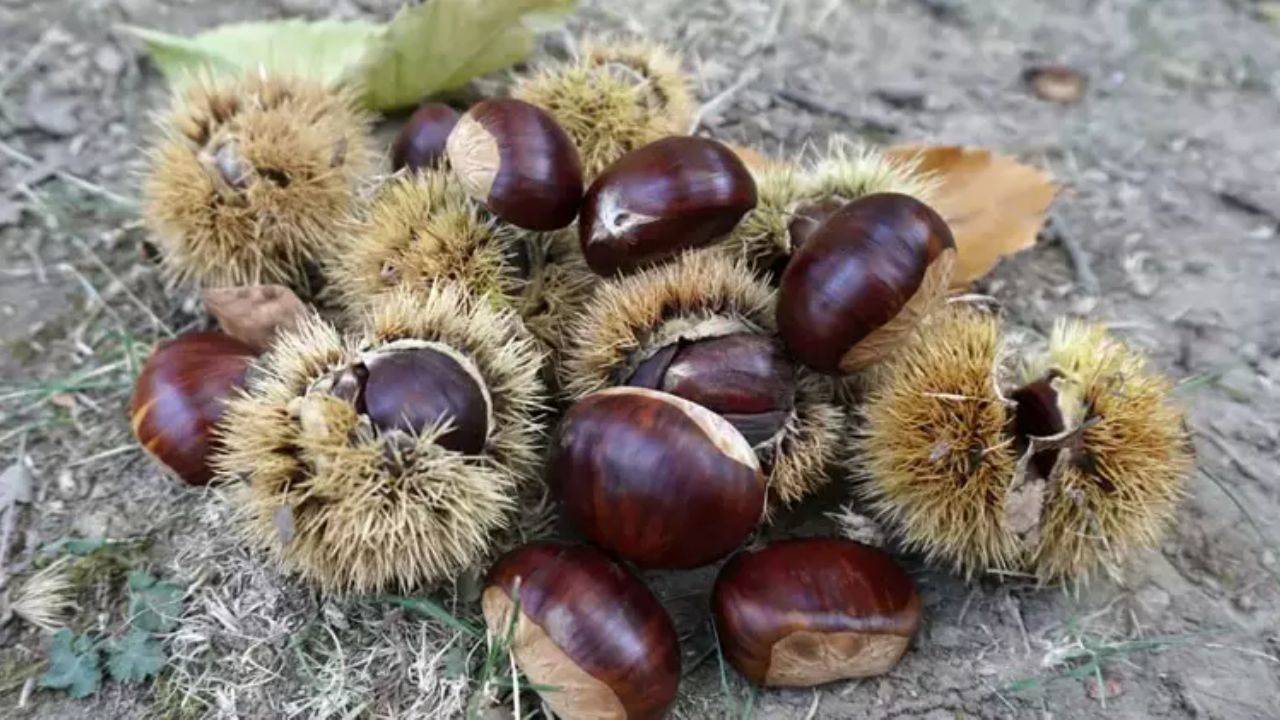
310,339 -> 492,454
712,538 -> 922,687
578,136 -> 758,276
129,331 -> 256,485
552,387 -> 765,568
390,102 -> 460,171
445,98 -> 583,230
777,193 -> 956,374
483,542 -> 680,720
626,332 -> 796,446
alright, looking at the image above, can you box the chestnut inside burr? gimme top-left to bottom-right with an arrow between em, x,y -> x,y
625,332 -> 796,446
307,343 -> 492,454
1009,373 -> 1066,479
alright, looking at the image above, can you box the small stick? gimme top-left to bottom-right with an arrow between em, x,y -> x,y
0,139 -> 135,208
69,235 -> 174,337
1049,213 -> 1100,294
689,68 -> 761,133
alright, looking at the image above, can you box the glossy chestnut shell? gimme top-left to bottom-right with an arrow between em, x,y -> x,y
578,136 -> 757,276
391,102 -> 460,171
483,542 -> 680,720
551,387 -> 765,568
129,331 -> 256,485
712,537 -> 922,687
446,98 -> 583,230
626,333 -> 795,446
360,343 -> 491,453
777,193 -> 956,374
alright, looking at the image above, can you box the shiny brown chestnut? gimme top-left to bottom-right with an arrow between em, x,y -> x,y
483,542 -> 680,720
312,340 -> 492,454
391,102 -> 460,171
445,98 -> 583,231
552,387 -> 765,568
712,537 -> 922,687
625,332 -> 796,446
129,331 -> 256,485
578,136 -> 758,276
777,193 -> 956,374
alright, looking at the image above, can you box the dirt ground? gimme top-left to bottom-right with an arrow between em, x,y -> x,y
2,0 -> 1278,718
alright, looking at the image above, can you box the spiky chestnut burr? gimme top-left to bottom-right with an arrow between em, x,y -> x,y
215,284 -> 546,593
130,331 -> 256,485
142,73 -> 373,293
560,252 -> 845,508
513,37 -> 695,179
325,168 -> 523,316
483,542 -> 680,720
859,306 -> 1193,584
578,136 -> 757,276
391,102 -> 460,172
723,141 -> 934,280
712,538 -> 921,686
552,387 -> 765,568
778,193 -> 957,374
446,98 -> 583,231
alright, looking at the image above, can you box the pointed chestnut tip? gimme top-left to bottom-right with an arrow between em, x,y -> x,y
446,98 -> 583,231
578,136 -> 758,276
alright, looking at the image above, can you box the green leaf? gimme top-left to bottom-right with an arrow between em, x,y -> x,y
353,0 -> 577,111
127,570 -> 184,633
106,629 -> 165,683
40,629 -> 102,699
119,19 -> 381,87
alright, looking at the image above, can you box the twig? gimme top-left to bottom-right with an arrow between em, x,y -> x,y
1197,426 -> 1265,485
689,68 -> 761,133
0,27 -> 58,98
69,236 -> 174,337
0,139 -> 135,208
776,88 -> 855,121
1048,214 -> 1100,294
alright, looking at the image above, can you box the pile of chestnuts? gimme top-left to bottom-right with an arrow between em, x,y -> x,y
127,33 -> 1184,719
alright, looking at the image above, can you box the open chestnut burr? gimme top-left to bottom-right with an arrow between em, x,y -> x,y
778,192 -> 956,374
215,284 -> 546,593
578,136 -> 757,276
712,538 -> 922,687
130,331 -> 256,486
551,386 -> 765,568
483,542 -> 680,720
446,98 -> 584,231
561,252 -> 845,508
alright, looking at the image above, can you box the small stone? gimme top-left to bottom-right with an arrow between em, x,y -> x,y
55,468 -> 78,498
94,45 -> 125,76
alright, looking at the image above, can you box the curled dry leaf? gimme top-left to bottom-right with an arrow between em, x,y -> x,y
202,284 -> 308,353
1023,65 -> 1087,104
887,145 -> 1057,288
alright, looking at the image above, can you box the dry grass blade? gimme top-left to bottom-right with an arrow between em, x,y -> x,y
886,145 -> 1058,288
11,557 -> 77,632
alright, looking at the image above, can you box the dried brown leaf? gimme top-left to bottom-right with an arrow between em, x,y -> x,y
1023,65 -> 1087,104
202,284 -> 308,352
724,142 -> 783,176
887,145 -> 1057,288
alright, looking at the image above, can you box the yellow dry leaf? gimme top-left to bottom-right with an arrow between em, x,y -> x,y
887,145 -> 1057,288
